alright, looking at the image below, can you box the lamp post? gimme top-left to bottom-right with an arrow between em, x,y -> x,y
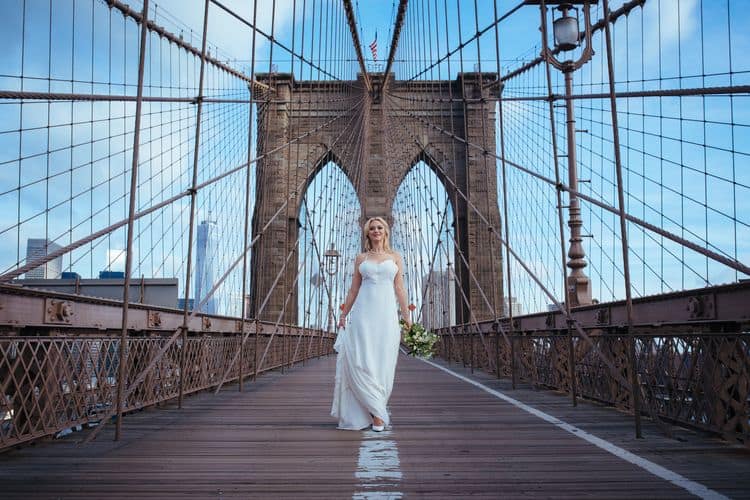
323,243 -> 340,332
540,1 -> 595,307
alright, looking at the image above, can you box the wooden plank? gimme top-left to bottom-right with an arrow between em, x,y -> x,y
0,354 -> 748,498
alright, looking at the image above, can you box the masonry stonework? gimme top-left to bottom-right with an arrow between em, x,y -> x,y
250,73 -> 504,324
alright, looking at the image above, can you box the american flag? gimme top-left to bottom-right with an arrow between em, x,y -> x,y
369,32 -> 378,62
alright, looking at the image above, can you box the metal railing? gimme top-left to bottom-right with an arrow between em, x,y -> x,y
0,286 -> 334,451
434,282 -> 750,445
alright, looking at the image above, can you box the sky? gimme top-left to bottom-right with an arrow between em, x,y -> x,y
0,0 -> 748,317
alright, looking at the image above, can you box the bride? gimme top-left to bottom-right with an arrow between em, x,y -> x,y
331,216 -> 411,432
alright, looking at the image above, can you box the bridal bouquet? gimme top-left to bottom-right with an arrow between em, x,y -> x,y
399,319 -> 438,359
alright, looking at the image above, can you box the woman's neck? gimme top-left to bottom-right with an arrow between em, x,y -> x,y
369,244 -> 386,254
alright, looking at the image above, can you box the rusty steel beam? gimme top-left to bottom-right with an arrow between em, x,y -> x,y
441,281 -> 750,335
0,284 -> 225,335
0,283 -> 329,340
342,0 -> 371,92
383,0 -> 409,87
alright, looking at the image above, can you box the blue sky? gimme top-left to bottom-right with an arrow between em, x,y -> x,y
0,0 -> 748,317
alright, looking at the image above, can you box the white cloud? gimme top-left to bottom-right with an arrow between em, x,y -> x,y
106,248 -> 127,271
152,0 -> 298,70
642,0 -> 699,53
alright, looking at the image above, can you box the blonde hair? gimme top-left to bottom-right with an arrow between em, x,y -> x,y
363,217 -> 392,252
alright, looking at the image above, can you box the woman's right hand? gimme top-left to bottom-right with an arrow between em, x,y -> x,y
402,317 -> 412,330
337,315 -> 347,329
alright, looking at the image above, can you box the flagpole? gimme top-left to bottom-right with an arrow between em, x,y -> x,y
370,31 -> 378,68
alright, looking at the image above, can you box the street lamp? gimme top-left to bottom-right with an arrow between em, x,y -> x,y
323,243 -> 340,332
324,243 -> 340,277
539,0 -> 596,306
552,4 -> 582,51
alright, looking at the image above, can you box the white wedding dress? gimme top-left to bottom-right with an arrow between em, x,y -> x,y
331,258 -> 401,430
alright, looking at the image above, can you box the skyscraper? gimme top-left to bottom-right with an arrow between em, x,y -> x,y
421,267 -> 456,330
25,239 -> 62,279
195,217 -> 219,314
504,296 -> 524,316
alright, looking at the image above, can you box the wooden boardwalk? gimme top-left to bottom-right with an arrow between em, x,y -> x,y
2,353 -> 748,499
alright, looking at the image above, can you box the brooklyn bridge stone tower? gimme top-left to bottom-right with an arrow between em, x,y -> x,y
249,72 -> 504,325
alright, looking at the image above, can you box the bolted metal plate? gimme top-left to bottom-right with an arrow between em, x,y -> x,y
148,310 -> 163,328
687,295 -> 716,320
595,307 -> 611,326
44,298 -> 74,324
545,313 -> 556,328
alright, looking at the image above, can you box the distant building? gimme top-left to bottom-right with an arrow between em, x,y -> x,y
421,268 -> 456,330
177,298 -> 195,310
99,271 -> 125,279
25,239 -> 62,279
504,296 -> 524,316
195,217 -> 218,314
14,277 -> 178,307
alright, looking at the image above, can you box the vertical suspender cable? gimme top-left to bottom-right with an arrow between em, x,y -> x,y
600,0 -> 641,438
178,0 -> 211,409
238,0 -> 260,392
492,0 -> 516,384
115,0 -> 150,441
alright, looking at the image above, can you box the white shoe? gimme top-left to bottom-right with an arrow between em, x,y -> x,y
371,423 -> 385,432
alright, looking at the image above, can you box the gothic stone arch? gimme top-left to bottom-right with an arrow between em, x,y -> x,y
250,73 -> 504,324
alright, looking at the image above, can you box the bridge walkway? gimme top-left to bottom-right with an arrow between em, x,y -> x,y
1,354 -> 748,499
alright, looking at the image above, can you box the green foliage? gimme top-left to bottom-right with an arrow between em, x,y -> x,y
399,320 -> 438,359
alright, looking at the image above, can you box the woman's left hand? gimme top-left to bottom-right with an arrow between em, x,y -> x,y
402,316 -> 412,330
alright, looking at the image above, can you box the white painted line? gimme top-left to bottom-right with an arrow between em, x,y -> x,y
421,358 -> 729,500
353,429 -> 403,500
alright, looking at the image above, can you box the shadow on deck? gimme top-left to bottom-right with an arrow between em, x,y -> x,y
1,354 -> 748,499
